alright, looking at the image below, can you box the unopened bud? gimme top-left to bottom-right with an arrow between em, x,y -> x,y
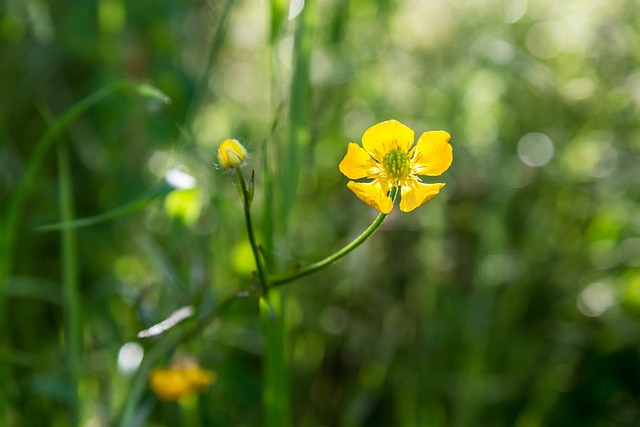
217,139 -> 247,169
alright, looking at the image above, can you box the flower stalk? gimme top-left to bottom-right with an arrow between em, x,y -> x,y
268,187 -> 398,287
229,162 -> 398,290
235,168 -> 269,295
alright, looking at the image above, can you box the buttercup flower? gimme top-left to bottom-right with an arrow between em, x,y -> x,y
339,120 -> 452,213
150,358 -> 216,401
218,138 -> 247,169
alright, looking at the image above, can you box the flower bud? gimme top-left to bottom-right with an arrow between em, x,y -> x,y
217,139 -> 247,169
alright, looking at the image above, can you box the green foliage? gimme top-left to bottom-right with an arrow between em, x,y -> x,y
2,0 -> 640,426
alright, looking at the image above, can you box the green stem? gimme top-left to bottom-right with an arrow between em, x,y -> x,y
117,181 -> 396,427
269,187 -> 398,287
236,169 -> 269,294
260,289 -> 288,427
57,142 -> 81,427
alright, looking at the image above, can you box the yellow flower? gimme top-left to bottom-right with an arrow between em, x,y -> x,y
150,359 -> 216,401
218,138 -> 247,169
339,120 -> 452,213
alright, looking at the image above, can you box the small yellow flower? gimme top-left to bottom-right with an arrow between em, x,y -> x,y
339,120 -> 452,213
218,138 -> 247,169
150,359 -> 216,401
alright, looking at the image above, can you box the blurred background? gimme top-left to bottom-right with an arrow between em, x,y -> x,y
2,0 -> 640,425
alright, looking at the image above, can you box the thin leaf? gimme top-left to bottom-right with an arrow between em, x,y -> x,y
36,181 -> 174,232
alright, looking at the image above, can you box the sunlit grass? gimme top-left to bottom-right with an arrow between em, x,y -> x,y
2,0 -> 640,425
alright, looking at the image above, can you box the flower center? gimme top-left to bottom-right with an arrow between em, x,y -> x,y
382,148 -> 411,179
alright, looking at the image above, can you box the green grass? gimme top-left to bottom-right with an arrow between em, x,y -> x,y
2,0 -> 640,426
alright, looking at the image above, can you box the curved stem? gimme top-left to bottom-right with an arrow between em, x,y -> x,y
236,168 -> 269,294
268,187 -> 397,287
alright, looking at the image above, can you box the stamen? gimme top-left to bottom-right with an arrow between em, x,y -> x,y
382,148 -> 411,179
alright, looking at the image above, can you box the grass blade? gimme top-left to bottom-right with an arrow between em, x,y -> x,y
36,181 -> 174,232
57,141 -> 81,426
0,81 -> 168,418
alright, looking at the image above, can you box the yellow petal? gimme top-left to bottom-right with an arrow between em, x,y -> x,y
339,143 -> 382,180
184,367 -> 216,389
347,180 -> 394,214
411,131 -> 452,176
362,120 -> 415,162
217,139 -> 247,169
399,178 -> 445,212
150,369 -> 192,401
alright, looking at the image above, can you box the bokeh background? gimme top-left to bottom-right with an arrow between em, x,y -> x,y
2,0 -> 640,425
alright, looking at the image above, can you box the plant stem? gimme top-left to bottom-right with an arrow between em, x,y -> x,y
57,142 -> 81,426
236,168 -> 269,294
260,289 -> 288,427
269,187 -> 398,287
